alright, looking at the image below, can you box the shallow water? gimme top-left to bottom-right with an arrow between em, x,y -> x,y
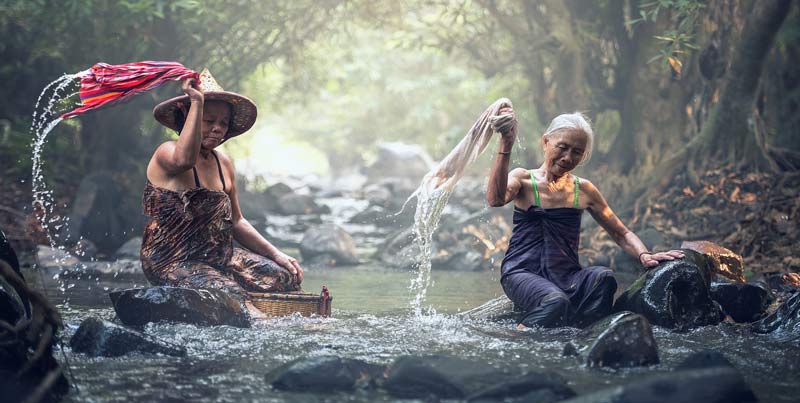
24,265 -> 800,403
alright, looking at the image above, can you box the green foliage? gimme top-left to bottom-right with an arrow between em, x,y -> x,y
628,0 -> 705,74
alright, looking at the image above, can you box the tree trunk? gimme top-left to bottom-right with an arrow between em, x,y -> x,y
693,0 -> 794,166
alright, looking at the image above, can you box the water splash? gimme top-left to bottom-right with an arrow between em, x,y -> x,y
406,98 -> 515,316
30,72 -> 86,247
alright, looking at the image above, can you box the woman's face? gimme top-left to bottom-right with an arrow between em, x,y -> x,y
201,101 -> 231,149
542,129 -> 588,177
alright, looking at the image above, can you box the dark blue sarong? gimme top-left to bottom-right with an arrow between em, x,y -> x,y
501,206 -> 617,327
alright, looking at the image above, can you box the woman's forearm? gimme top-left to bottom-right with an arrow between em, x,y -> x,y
618,231 -> 649,259
232,218 -> 280,259
486,137 -> 515,206
173,99 -> 204,169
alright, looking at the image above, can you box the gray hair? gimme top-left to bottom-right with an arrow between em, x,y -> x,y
542,112 -> 594,164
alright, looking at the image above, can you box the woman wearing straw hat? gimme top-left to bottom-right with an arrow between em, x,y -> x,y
487,109 -> 683,328
141,69 -> 303,318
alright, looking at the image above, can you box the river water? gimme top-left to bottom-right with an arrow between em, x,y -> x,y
24,264 -> 800,403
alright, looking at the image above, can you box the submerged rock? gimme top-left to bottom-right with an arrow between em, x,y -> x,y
676,350 -> 735,370
382,355 -> 573,400
299,224 -> 359,266
710,282 -> 773,323
109,287 -> 250,328
459,295 -> 517,321
751,291 -> 800,341
613,250 -> 724,329
560,367 -> 757,403
681,240 -> 745,283
266,355 -> 384,392
70,317 -> 186,357
466,372 -> 576,402
564,312 -> 659,368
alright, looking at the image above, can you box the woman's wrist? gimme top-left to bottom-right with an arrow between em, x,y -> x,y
638,251 -> 651,264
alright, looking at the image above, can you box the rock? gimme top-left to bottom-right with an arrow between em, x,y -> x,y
266,355 -> 384,392
432,248 -> 484,271
276,193 -> 325,215
676,350 -> 735,370
36,245 -> 80,268
763,272 -> 800,294
751,291 -> 800,341
459,295 -> 517,321
710,282 -> 773,322
70,317 -> 186,357
299,224 -> 359,266
559,367 -> 757,403
376,228 -> 419,269
265,182 -> 294,201
681,240 -> 745,283
362,183 -> 393,208
114,237 -> 142,260
565,312 -> 659,368
383,355 -> 573,400
62,172 -> 142,253
109,287 -> 250,328
0,265 -> 27,326
363,142 -> 435,182
466,372 -> 575,402
613,250 -> 724,329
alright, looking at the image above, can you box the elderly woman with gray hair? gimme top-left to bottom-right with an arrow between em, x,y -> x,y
487,109 -> 684,328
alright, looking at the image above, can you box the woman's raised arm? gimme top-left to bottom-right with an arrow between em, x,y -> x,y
155,78 -> 204,174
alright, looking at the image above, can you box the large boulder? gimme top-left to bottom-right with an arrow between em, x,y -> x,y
382,355 -> 573,401
265,355 -> 384,392
612,250 -> 724,329
299,224 -> 359,266
109,287 -> 250,328
376,228 -> 419,270
710,282 -> 774,323
750,291 -> 800,341
681,240 -> 745,283
559,367 -> 757,403
363,142 -> 435,182
563,312 -> 659,369
69,317 -> 186,357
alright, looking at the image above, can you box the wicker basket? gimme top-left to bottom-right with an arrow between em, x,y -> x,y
248,285 -> 332,317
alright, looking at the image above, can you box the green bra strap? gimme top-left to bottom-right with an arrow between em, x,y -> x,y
573,175 -> 580,208
530,170 -> 541,206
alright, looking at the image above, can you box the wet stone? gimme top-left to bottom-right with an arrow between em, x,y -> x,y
750,291 -> 800,341
265,355 -> 384,392
69,316 -> 186,357
565,311 -> 659,368
383,355 -> 573,400
681,240 -> 745,283
710,282 -> 773,323
613,250 -> 724,329
560,367 -> 757,403
114,236 -> 142,260
109,287 -> 251,328
299,224 -> 359,266
676,350 -> 735,370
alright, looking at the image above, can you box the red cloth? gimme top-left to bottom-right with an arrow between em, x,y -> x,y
61,61 -> 198,119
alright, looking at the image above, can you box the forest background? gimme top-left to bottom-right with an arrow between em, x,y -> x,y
0,0 -> 798,273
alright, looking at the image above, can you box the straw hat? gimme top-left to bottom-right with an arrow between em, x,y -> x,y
153,69 -> 257,139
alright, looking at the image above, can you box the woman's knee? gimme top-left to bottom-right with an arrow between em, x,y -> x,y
520,292 -> 571,328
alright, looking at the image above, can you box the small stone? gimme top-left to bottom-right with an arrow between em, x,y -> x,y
69,317 -> 186,357
266,355 -> 384,392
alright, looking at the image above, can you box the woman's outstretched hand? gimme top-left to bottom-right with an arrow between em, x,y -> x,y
181,78 -> 204,103
274,251 -> 304,283
640,250 -> 685,268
